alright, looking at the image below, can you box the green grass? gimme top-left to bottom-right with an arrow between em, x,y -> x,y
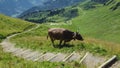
0,14 -> 35,42
73,0 -> 120,43
1,0 -> 120,68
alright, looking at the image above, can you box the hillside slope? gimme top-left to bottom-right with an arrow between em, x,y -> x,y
19,0 -> 84,18
72,0 -> 120,43
0,0 -> 119,67
0,0 -> 48,17
19,0 -> 120,23
18,0 -> 120,43
11,0 -> 120,56
0,14 -> 35,41
19,7 -> 79,23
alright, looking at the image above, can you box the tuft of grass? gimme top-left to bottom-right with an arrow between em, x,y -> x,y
85,38 -> 120,56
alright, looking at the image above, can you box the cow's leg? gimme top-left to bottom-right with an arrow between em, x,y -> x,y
50,38 -> 55,47
63,41 -> 66,45
59,40 -> 63,45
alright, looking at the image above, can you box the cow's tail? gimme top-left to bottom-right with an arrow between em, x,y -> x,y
47,35 -> 49,39
47,28 -> 50,39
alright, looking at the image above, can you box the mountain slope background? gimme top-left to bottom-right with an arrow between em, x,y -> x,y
0,0 -> 84,17
19,0 -> 120,23
19,7 -> 79,23
0,0 -> 48,17
22,0 -> 84,14
19,0 -> 85,23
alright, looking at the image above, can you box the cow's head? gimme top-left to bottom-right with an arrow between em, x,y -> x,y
73,32 -> 83,41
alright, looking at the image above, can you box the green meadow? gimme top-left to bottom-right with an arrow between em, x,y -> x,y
10,0 -> 120,57
0,0 -> 120,68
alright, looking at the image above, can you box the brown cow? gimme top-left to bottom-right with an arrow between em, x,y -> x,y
47,28 -> 83,47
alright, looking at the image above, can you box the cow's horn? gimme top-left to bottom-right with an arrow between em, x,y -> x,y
73,32 -> 76,39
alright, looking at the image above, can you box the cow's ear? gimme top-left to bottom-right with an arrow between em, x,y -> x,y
76,32 -> 79,34
74,38 -> 76,40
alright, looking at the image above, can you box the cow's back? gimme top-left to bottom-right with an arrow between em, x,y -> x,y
48,28 -> 74,40
48,28 -> 66,40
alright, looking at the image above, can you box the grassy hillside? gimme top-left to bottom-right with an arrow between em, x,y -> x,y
19,0 -> 118,23
10,0 -> 120,58
0,0 -> 119,67
19,7 -> 79,23
73,0 -> 120,43
0,14 -> 35,42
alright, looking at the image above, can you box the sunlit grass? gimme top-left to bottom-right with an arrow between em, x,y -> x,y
85,38 -> 120,57
72,5 -> 120,44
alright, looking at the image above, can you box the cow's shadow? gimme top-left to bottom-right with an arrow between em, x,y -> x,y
54,44 -> 74,48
